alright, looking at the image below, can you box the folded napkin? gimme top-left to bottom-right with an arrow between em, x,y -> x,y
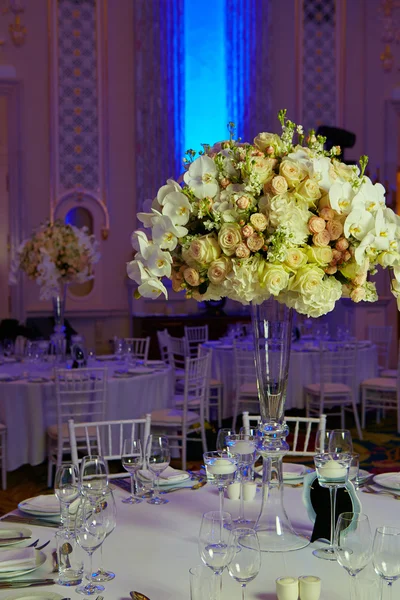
20,495 -> 60,514
0,547 -> 36,572
139,466 -> 188,482
307,478 -> 354,543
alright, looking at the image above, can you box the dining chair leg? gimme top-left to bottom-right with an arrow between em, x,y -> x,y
1,430 -> 6,491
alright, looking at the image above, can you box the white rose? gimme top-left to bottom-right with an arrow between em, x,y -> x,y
280,159 -> 306,187
218,223 -> 242,256
188,234 -> 221,265
285,248 -> 308,270
208,256 -> 232,284
258,263 -> 289,295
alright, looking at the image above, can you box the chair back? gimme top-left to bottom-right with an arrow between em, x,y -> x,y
123,337 -> 150,362
167,335 -> 187,372
318,341 -> 357,398
368,326 -> 393,370
157,329 -> 170,363
233,340 -> 256,385
242,411 -> 327,456
68,414 -> 151,478
54,367 -> 108,427
184,325 -> 209,357
182,353 -> 211,424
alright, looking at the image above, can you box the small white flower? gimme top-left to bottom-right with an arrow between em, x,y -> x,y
138,278 -> 168,299
183,155 -> 218,199
344,208 -> 374,241
152,214 -> 187,251
162,191 -> 192,226
329,181 -> 355,215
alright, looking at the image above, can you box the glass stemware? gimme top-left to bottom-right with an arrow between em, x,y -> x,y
373,526 -> 400,600
334,512 -> 373,600
227,527 -> 261,600
314,428 -> 331,453
54,463 -> 80,531
92,488 -> 117,583
204,451 -> 238,521
198,511 -> 233,600
145,435 -> 171,505
313,452 -> 352,560
74,495 -> 107,596
80,455 -> 109,501
329,429 -> 353,454
216,428 -> 236,453
225,434 -> 257,526
121,438 -> 143,504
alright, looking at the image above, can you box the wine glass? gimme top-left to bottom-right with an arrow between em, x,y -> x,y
373,526 -> 400,599
227,527 -> 261,600
314,428 -> 331,453
329,429 -> 353,454
313,452 -> 352,560
74,495 -> 107,596
92,488 -> 117,583
334,512 -> 373,600
145,435 -> 171,505
198,511 -> 233,599
216,428 -> 236,453
80,455 -> 109,500
204,451 -> 238,520
54,463 -> 80,531
225,434 -> 257,526
121,438 -> 143,504
3,339 -> 14,358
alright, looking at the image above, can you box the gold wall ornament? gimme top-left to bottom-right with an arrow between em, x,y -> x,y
9,13 -> 26,46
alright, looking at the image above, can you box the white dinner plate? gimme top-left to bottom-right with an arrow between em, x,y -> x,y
128,367 -> 155,375
373,472 -> 400,491
0,550 -> 46,580
3,592 -> 63,600
113,371 -> 133,378
137,469 -> 190,487
18,495 -> 60,517
96,354 -> 116,361
27,377 -> 50,383
357,468 -> 370,482
254,463 -> 309,480
145,360 -> 166,366
0,527 -> 32,547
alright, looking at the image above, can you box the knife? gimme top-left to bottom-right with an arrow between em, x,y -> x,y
1,516 -> 59,528
0,579 -> 55,589
0,536 -> 32,543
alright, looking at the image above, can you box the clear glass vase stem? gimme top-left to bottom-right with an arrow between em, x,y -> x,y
329,486 -> 337,549
239,467 -> 245,522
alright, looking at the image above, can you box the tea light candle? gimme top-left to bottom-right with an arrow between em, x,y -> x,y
230,440 -> 255,455
207,458 -> 237,475
276,576 -> 299,600
318,458 -> 347,479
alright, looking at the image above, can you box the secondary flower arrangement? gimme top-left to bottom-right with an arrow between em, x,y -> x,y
11,220 -> 100,299
127,111 -> 400,317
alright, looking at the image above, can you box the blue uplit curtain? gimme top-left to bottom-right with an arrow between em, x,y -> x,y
133,1 -> 184,206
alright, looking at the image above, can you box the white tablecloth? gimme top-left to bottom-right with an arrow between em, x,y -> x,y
0,359 -> 174,471
205,341 -> 378,418
1,480 -> 399,598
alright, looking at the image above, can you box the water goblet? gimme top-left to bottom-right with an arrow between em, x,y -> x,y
334,512 -> 373,600
225,434 -> 257,526
121,438 -> 143,504
314,428 -> 331,453
92,488 -> 117,582
54,463 -> 80,531
3,338 -> 14,358
198,510 -> 233,600
313,452 -> 352,560
145,435 -> 171,505
216,428 -> 236,453
227,527 -> 261,600
74,495 -> 107,596
80,455 -> 109,500
204,451 -> 238,520
373,526 -> 400,600
329,429 -> 353,454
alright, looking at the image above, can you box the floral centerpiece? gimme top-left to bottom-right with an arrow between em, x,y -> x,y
11,220 -> 100,299
127,110 -> 400,318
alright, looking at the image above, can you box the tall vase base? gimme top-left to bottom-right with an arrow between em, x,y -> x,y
312,546 -> 336,560
255,527 -> 310,552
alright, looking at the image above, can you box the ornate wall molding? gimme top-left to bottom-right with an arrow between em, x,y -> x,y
48,0 -> 109,238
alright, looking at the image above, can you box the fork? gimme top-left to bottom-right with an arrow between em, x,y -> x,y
362,485 -> 400,499
28,539 -> 51,550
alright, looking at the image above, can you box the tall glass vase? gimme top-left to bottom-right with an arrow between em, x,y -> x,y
51,284 -> 67,365
251,299 -> 309,552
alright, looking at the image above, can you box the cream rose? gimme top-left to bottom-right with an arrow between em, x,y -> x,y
246,233 -> 264,252
350,286 -> 366,302
289,265 -> 325,296
271,175 -> 288,196
279,159 -> 305,187
188,234 -> 221,265
313,230 -> 331,247
285,248 -> 308,270
208,256 -> 232,284
252,156 -> 275,184
308,216 -> 326,234
326,220 -> 343,240
258,263 -> 289,295
250,213 -> 268,232
307,246 -> 333,266
235,243 -> 251,258
242,224 -> 254,238
218,223 -> 242,256
297,178 -> 321,203
253,132 -> 282,153
183,267 -> 200,287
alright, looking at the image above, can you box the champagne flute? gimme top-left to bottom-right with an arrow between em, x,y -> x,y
121,438 -> 143,504
204,451 -> 238,522
145,435 -> 170,505
329,429 -> 353,454
216,428 -> 236,453
54,463 -> 80,531
92,488 -> 117,582
227,527 -> 261,600
334,512 -> 373,600
198,511 -> 233,600
74,495 -> 107,596
80,455 -> 109,500
373,526 -> 400,600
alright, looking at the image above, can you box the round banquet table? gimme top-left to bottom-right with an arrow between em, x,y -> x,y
0,480 -> 399,598
204,340 -> 378,419
0,359 -> 174,471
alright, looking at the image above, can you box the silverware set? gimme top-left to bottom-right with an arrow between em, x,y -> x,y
362,484 -> 400,499
1,515 -> 59,528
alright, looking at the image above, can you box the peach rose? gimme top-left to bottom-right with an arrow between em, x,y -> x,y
236,196 -> 250,210
250,213 -> 268,232
218,223 -> 242,256
351,286 -> 366,303
271,175 -> 288,196
171,268 -> 185,292
319,207 -> 335,221
308,216 -> 326,234
325,265 -> 337,275
242,224 -> 254,238
335,238 -> 349,252
326,220 -> 343,240
246,233 -> 264,252
342,251 -> 351,262
235,243 -> 251,258
189,234 -> 221,265
313,230 -> 331,247
208,256 -> 232,284
183,267 -> 200,287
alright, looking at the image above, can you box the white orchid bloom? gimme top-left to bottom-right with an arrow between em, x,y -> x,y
157,179 -> 182,206
393,266 -> 400,283
162,191 -> 191,226
373,209 -> 397,251
131,230 -> 151,254
329,181 -> 355,215
137,211 -> 155,228
152,214 -> 187,251
352,178 -> 386,214
183,155 -> 218,199
354,232 -> 375,265
288,146 -> 313,176
220,149 -> 238,178
310,156 -> 335,192
344,208 -> 374,241
143,245 -> 172,278
126,258 -> 150,285
138,278 -> 168,299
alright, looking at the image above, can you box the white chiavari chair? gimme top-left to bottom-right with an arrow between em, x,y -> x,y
232,340 -> 259,432
184,325 -> 209,358
368,325 -> 393,374
123,337 -> 150,362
